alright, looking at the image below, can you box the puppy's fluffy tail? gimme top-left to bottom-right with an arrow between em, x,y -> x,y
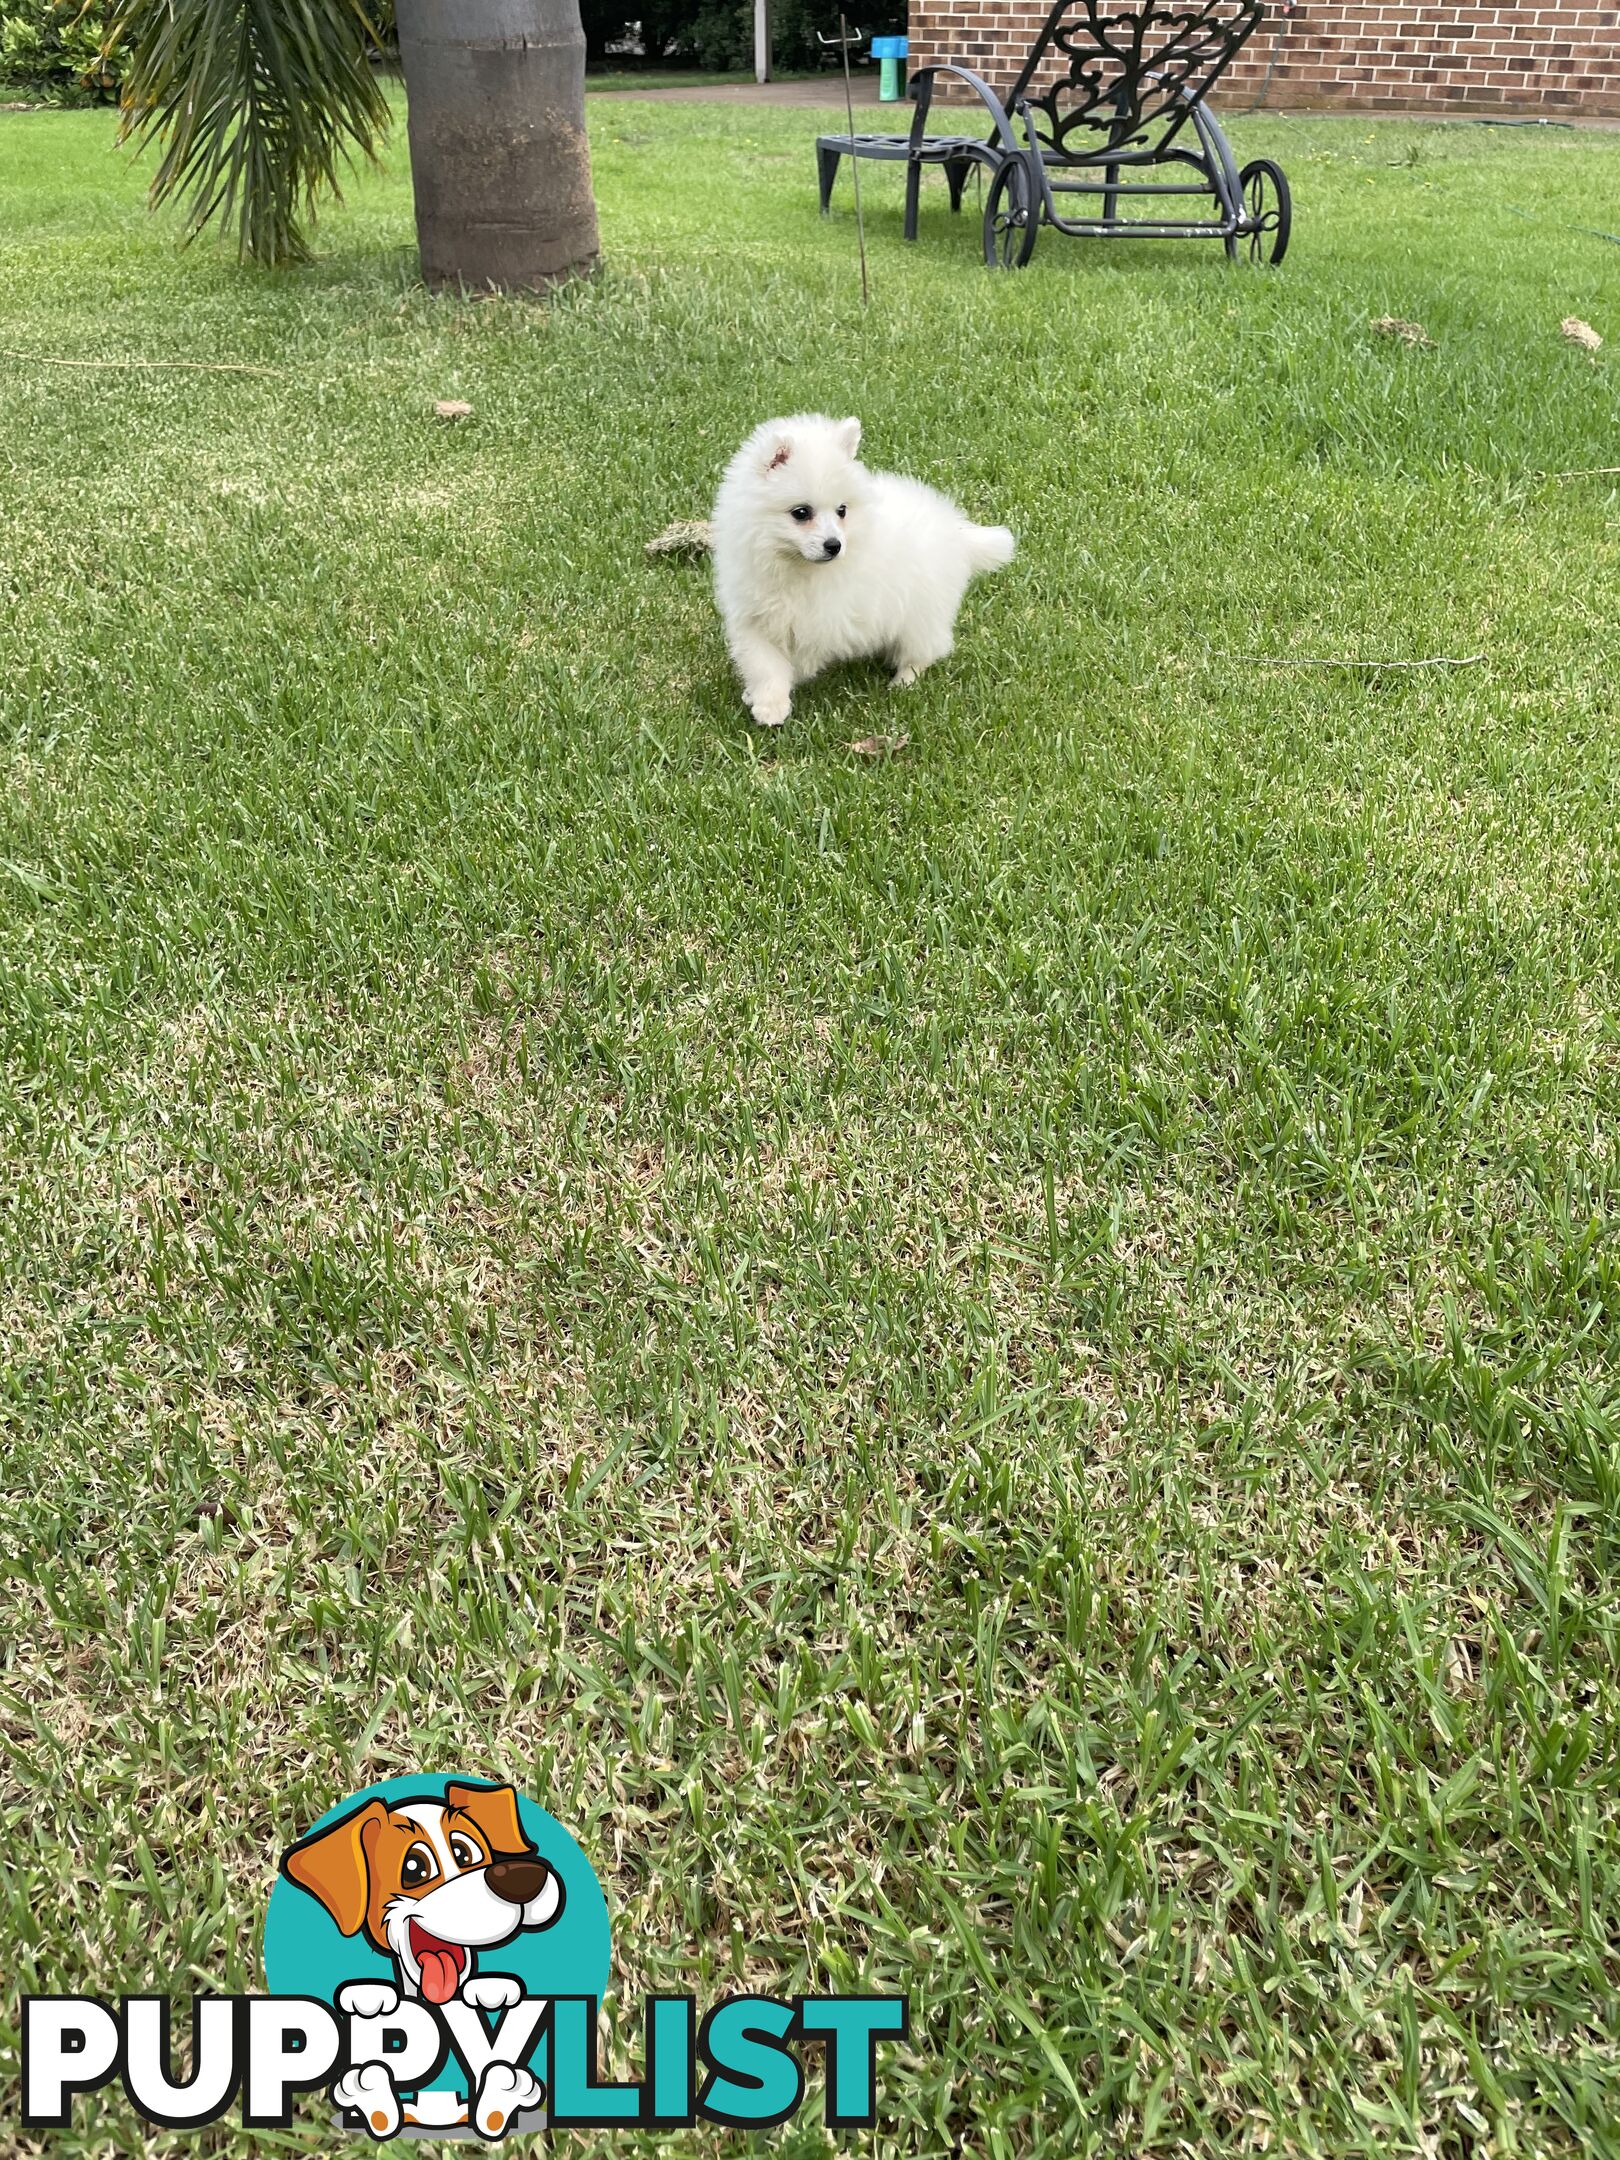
966,523 -> 1016,575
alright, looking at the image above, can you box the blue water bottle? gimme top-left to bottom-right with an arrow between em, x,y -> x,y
871,34 -> 908,103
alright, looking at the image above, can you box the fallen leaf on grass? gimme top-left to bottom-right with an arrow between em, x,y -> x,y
848,733 -> 910,757
1561,316 -> 1603,352
1370,315 -> 1434,347
434,399 -> 474,420
645,518 -> 712,557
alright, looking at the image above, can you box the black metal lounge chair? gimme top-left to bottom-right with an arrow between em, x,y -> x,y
816,1 -> 1290,269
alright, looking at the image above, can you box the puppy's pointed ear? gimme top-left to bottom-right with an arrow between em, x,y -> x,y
446,1780 -> 533,1860
835,416 -> 862,457
763,433 -> 793,472
281,1800 -> 387,1936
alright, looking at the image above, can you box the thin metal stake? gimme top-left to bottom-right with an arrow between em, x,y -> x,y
820,17 -> 870,306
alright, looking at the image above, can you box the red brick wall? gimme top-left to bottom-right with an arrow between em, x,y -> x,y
907,4 -> 1620,117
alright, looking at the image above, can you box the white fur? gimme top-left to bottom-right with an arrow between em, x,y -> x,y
380,1803 -> 562,1999
711,414 -> 1015,728
336,1981 -> 399,2019
333,2062 -> 401,2141
462,1973 -> 524,2011
475,2062 -> 545,2139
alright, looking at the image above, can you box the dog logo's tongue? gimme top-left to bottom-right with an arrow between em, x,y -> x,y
410,1923 -> 464,2005
266,1775 -> 614,2140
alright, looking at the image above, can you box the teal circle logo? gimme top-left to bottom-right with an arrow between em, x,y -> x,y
262,1775 -> 610,2134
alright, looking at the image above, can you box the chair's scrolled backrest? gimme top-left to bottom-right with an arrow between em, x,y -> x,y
1008,1 -> 1265,159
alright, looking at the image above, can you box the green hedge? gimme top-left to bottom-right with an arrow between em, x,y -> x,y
364,2 -> 906,74
580,0 -> 905,71
0,0 -> 121,103
0,3 -> 906,108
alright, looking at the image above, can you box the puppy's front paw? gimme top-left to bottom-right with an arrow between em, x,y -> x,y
337,1981 -> 400,2019
333,2063 -> 401,2141
892,664 -> 919,688
476,2062 -> 544,2139
461,1972 -> 524,2011
748,694 -> 791,728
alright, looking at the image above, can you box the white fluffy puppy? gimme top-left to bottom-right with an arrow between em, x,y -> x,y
711,414 -> 1015,728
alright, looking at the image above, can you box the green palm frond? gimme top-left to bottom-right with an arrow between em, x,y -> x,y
104,0 -> 392,266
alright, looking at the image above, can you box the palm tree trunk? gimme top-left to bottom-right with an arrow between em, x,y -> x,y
395,0 -> 600,292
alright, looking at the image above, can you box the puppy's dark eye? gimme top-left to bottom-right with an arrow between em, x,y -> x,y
401,1844 -> 436,1888
836,505 -> 847,519
448,1833 -> 483,1870
789,504 -> 813,523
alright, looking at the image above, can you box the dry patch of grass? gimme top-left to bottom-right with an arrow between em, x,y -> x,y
5,100 -> 1620,2158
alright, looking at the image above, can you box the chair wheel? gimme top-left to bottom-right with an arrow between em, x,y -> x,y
1229,158 -> 1291,265
983,153 -> 1038,270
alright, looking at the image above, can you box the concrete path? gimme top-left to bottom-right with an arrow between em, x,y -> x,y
588,78 -> 1620,128
590,75 -> 887,106
587,76 -> 1620,136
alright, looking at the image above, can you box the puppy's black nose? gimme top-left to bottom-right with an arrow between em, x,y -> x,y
486,1858 -> 550,1906
822,537 -> 842,558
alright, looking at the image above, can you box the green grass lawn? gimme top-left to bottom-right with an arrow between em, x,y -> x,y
3,95 -> 1620,2158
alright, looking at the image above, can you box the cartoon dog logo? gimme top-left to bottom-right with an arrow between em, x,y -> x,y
280,1779 -> 566,2136
282,1778 -> 565,2006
